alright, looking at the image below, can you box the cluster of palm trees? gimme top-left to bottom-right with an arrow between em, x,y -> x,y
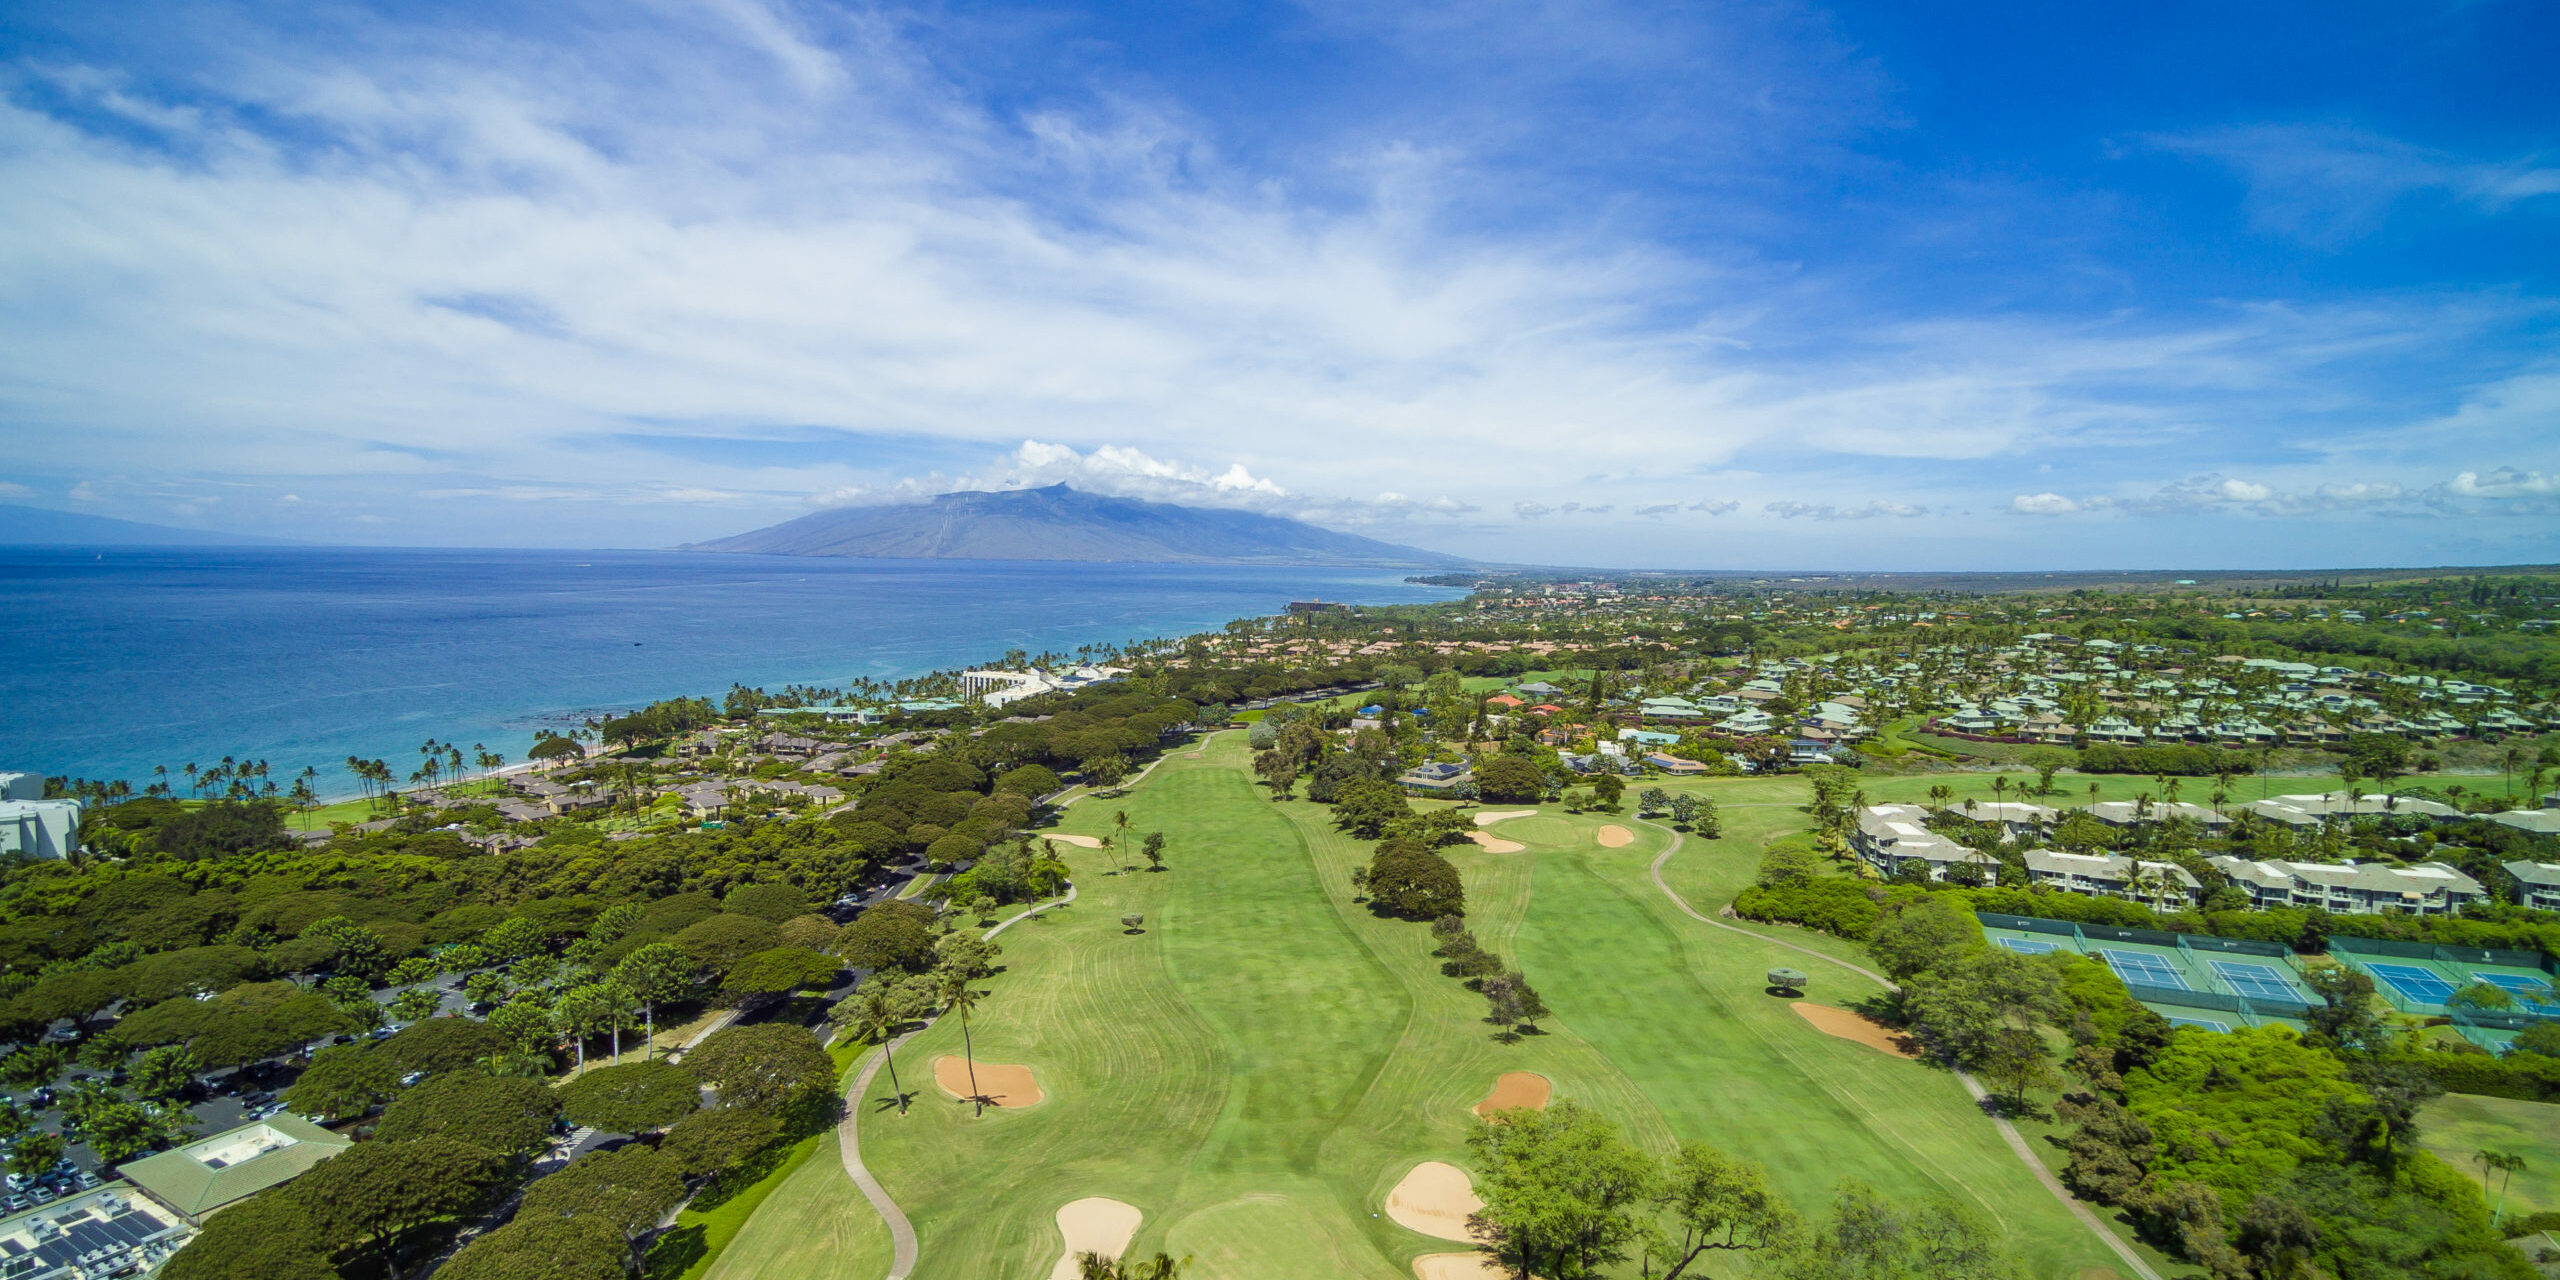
147,756 -> 280,802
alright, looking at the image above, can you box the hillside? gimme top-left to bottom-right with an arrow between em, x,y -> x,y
685,485 -> 1470,567
0,504 -> 287,546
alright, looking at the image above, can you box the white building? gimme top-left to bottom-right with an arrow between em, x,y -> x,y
2505,860 -> 2560,912
2085,799 -> 2233,830
958,665 -> 1128,709
0,771 -> 79,860
0,1185 -> 192,1280
2023,850 -> 2202,903
2205,856 -> 2486,916
1851,805 -> 1996,881
2241,792 -> 2462,827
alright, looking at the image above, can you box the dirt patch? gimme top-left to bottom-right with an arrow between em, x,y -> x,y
1472,1072 -> 1552,1117
1792,1004 -> 1919,1060
1466,831 -> 1526,854
932,1055 -> 1045,1106
1047,1197 -> 1143,1280
1472,810 -> 1536,826
1038,833 -> 1103,848
1595,825 -> 1634,847
2073,1269 -> 2122,1280
1386,1161 -> 1484,1242
1414,1253 -> 1507,1280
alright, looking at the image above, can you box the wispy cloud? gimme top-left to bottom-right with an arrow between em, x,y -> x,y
2150,124 -> 2560,244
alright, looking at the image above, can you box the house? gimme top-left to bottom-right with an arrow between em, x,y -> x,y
2240,792 -> 2462,826
1516,682 -> 1563,698
1399,762 -> 1474,795
1639,697 -> 1704,720
1714,709 -> 1777,735
0,798 -> 80,860
2204,857 -> 2486,915
1944,801 -> 2056,837
120,1116 -> 352,1226
2505,860 -> 2560,911
1642,753 -> 1711,776
2023,850 -> 2202,904
0,1185 -> 193,1279
2084,800 -> 2232,830
1484,694 -> 1526,711
1851,805 -> 1996,881
2488,809 -> 2560,836
1618,728 -> 1679,747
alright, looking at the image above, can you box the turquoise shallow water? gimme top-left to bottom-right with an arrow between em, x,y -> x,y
0,546 -> 1460,797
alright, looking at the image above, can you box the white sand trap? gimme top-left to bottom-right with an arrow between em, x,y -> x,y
1466,831 -> 1526,854
1415,1253 -> 1507,1280
1596,825 -> 1634,848
1386,1161 -> 1484,1242
1039,833 -> 1104,848
1473,810 -> 1537,827
932,1055 -> 1045,1106
1047,1197 -> 1143,1280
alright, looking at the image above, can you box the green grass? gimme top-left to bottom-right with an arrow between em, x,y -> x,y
654,1131 -> 830,1280
697,1130 -> 894,1280
716,742 -> 2126,1279
2416,1093 -> 2560,1220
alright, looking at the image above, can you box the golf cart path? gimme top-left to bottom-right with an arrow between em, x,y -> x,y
839,883 -> 1079,1279
1636,818 -> 2164,1280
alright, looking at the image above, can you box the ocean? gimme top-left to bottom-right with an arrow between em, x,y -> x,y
0,547 -> 1464,799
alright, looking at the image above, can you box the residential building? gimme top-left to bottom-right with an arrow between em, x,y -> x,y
120,1116 -> 352,1225
2023,850 -> 2202,903
2502,860 -> 2560,911
2488,809 -> 2560,836
1398,762 -> 1473,795
0,1184 -> 192,1280
0,771 -> 79,860
1945,801 -> 2056,838
2084,800 -> 2232,830
1642,753 -> 1711,776
2204,857 -> 2486,915
2240,792 -> 2462,826
1851,805 -> 1996,881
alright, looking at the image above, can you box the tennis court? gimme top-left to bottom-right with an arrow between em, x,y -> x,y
2470,972 -> 2557,1006
2098,949 -> 2189,990
2166,1016 -> 2230,1033
2366,962 -> 2459,1005
2209,960 -> 2306,1004
1995,936 -> 2062,955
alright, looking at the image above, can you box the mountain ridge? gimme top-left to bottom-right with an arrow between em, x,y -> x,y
686,485 -> 1472,568
0,504 -> 290,547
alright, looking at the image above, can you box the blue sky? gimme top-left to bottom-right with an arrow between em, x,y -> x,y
0,0 -> 2553,569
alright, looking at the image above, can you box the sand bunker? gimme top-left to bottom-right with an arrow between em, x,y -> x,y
1596,825 -> 1634,847
1415,1254 -> 1508,1280
1466,831 -> 1526,854
1039,833 -> 1104,848
1793,1004 -> 1919,1060
1386,1162 -> 1484,1242
1047,1197 -> 1142,1280
1472,810 -> 1537,827
932,1055 -> 1045,1106
1472,1072 -> 1552,1117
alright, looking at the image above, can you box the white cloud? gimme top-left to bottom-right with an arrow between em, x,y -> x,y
2152,125 -> 2560,244
2011,492 -> 2079,515
2448,467 -> 2560,499
67,482 -> 99,502
1688,499 -> 1739,515
0,481 -> 29,499
1765,500 -> 1925,521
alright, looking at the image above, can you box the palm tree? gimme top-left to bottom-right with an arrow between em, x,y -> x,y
1112,810 -> 1135,873
1991,776 -> 2010,808
851,986 -> 910,1115
2475,1150 -> 2526,1225
2087,781 -> 2101,810
940,969 -> 988,1115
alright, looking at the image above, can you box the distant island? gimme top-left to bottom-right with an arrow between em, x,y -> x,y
0,503 -> 287,547
685,483 -> 1472,568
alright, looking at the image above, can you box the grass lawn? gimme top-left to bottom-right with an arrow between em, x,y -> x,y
710,737 -> 2129,1279
2416,1093 -> 2560,1220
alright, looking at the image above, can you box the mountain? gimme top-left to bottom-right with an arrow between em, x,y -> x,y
0,504 -> 288,546
687,485 -> 1472,567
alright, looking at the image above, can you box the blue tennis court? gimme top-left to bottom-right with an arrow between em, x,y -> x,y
2099,949 -> 2188,990
2366,962 -> 2458,1005
2210,960 -> 2303,1003
2167,1016 -> 2230,1032
1995,936 -> 2062,955
2472,973 -> 2557,1005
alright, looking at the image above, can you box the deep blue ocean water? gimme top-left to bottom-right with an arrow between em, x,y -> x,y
0,547 -> 1462,798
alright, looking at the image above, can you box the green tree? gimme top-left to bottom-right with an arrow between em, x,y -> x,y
940,968 -> 991,1115
836,981 -> 915,1115
130,1044 -> 199,1100
718,947 -> 841,1007
282,1043 -> 399,1121
659,1105 -> 781,1177
1649,1144 -> 1792,1280
835,900 -> 941,974
7,1132 -> 63,1180
438,1210 -> 626,1280
558,1060 -> 699,1134
1468,1101 -> 1658,1278
488,1000 -> 557,1060
516,1145 -> 687,1271
612,942 -> 697,1059
1591,773 -> 1625,812
683,1023 -> 834,1113
158,1191 -> 334,1280
1867,896 -> 1982,982
374,1071 -> 560,1156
